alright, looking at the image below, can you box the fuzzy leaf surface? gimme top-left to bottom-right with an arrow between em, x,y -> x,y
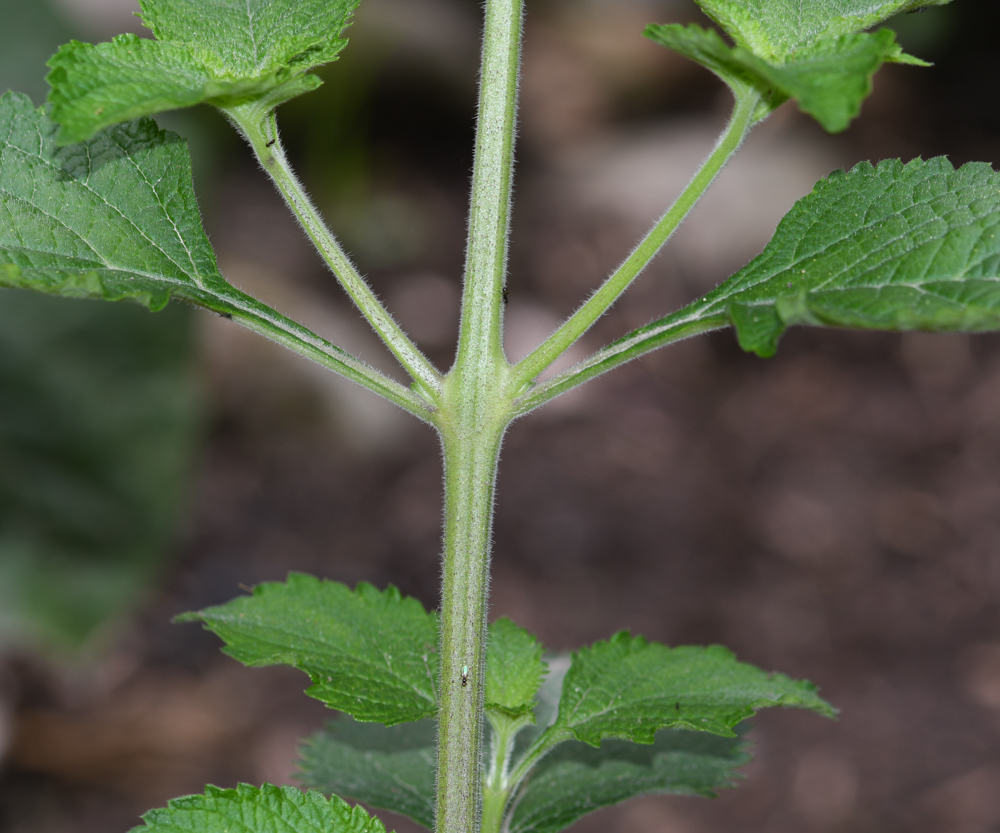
487,617 -> 547,718
177,574 -> 439,724
693,0 -> 951,59
0,93 -> 404,405
47,0 -> 361,142
550,633 -> 833,745
508,730 -> 749,833
298,718 -> 436,831
642,157 -> 1000,358
645,23 -> 916,132
131,783 -> 388,833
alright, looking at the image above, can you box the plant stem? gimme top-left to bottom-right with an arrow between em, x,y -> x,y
453,0 -> 523,376
435,415 -> 506,833
512,313 -> 727,415
225,105 -> 443,402
435,0 -> 524,830
510,86 -> 762,391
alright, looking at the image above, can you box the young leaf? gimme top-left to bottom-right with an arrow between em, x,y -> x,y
487,617 -> 547,718
177,574 -> 439,724
669,156 -> 1000,357
47,0 -> 362,143
693,0 -> 950,59
507,730 -> 750,833
132,783 -> 388,833
548,632 -> 833,746
0,93 -> 428,415
298,718 -> 436,832
645,23 -> 920,132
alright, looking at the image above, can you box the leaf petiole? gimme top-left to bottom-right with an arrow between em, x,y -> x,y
510,83 -> 762,393
224,104 -> 444,403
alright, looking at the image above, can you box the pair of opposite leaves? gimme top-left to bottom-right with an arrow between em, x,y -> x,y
150,575 -> 832,833
47,0 -> 945,141
6,0 -> 999,375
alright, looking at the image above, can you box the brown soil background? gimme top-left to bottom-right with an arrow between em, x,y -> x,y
3,1 -> 1000,831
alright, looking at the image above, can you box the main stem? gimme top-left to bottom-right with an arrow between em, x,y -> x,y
436,0 -> 523,830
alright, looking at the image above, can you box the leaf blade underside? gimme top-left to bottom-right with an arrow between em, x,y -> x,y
692,0 -> 951,59
508,729 -> 750,833
644,23 -> 918,132
298,718 -> 437,831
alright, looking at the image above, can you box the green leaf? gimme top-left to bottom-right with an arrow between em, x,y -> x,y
549,632 -> 833,746
487,617 -> 547,718
664,156 -> 1000,357
0,292 -> 198,652
131,783 -> 389,833
0,93 -> 416,410
177,574 -> 439,724
507,729 -> 750,833
644,23 -> 917,132
692,0 -> 951,60
47,0 -> 362,143
298,718 -> 436,831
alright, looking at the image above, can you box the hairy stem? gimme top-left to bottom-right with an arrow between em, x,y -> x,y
435,0 -> 524,830
436,414 -> 507,833
510,86 -> 762,391
225,105 -> 443,401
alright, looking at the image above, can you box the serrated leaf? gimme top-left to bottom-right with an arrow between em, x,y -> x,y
508,729 -> 750,833
47,0 -> 361,143
550,632 -> 833,746
487,617 -> 547,718
177,574 -> 439,724
0,93 -> 408,406
298,718 -> 436,831
131,783 -> 389,833
693,0 -> 950,60
645,23 -> 916,132
661,156 -> 1000,357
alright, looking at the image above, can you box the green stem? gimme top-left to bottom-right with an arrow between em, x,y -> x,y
225,105 -> 443,402
513,313 -> 727,415
510,86 -> 761,391
436,413 -> 508,833
435,0 -> 524,830
454,0 -> 523,375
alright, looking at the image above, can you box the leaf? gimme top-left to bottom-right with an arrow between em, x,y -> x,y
644,23 -> 918,132
298,718 -> 436,831
692,0 -> 951,60
487,617 -> 547,718
177,574 -> 439,724
0,93 -> 415,410
507,729 -> 750,833
549,632 -> 834,746
0,292 -> 198,652
663,156 -> 1000,357
47,0 -> 362,143
131,783 -> 389,833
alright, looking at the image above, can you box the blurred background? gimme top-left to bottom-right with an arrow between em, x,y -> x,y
2,0 -> 1000,831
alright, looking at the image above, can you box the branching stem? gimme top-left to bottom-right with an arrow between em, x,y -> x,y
434,0 -> 524,830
